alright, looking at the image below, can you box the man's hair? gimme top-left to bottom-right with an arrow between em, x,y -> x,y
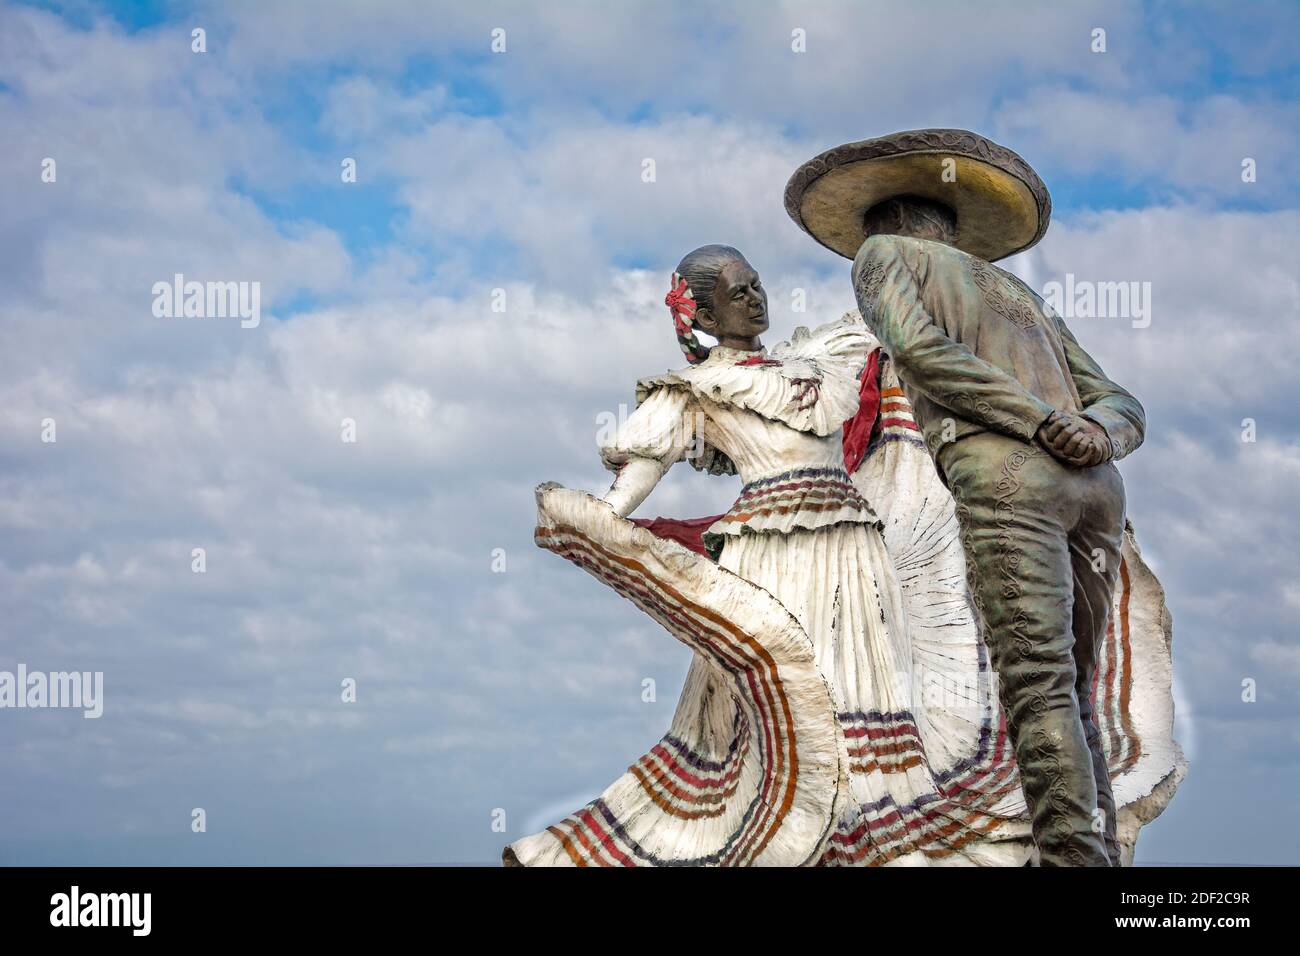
862,195 -> 958,244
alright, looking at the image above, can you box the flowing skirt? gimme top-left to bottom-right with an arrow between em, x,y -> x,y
722,519 -> 1037,866
506,416 -> 1184,866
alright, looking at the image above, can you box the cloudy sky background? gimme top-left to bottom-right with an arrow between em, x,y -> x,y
1,0 -> 1296,864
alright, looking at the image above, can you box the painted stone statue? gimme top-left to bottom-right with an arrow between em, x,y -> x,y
505,138 -> 1183,867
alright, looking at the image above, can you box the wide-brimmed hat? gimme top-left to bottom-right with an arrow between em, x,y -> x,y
784,128 -> 1051,262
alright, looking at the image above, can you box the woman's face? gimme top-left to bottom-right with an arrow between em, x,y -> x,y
696,258 -> 769,347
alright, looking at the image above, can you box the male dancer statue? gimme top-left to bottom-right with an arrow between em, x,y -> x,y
786,130 -> 1145,865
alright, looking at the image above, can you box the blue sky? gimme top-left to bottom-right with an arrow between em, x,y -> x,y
1,0 -> 1297,865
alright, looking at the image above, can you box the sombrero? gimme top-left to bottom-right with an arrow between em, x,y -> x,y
784,128 -> 1051,262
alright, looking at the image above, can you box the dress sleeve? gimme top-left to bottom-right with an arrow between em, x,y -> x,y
812,316 -> 875,381
599,385 -> 697,473
774,313 -> 876,381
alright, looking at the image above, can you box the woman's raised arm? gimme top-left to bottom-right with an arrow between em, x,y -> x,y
603,456 -> 667,517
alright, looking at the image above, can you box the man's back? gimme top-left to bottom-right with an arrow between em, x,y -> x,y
853,233 -> 1145,464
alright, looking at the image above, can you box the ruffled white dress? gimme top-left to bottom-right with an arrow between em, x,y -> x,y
507,314 -> 1183,867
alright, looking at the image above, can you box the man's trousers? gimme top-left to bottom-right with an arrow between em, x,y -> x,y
938,431 -> 1126,866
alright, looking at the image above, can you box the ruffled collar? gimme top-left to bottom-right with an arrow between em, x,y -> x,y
706,344 -> 769,363
634,317 -> 872,437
